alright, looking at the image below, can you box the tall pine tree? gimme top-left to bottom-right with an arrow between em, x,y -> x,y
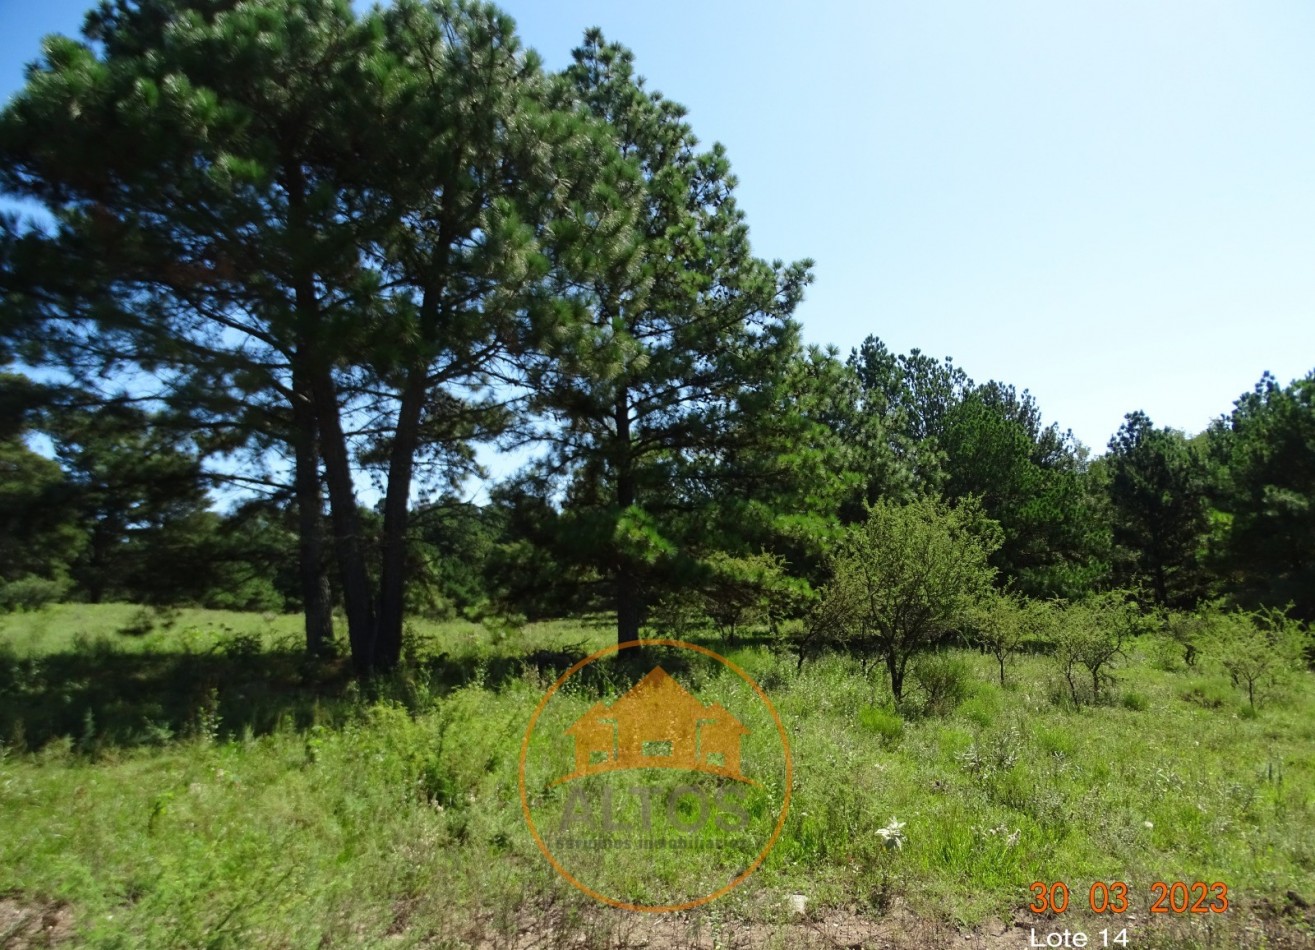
523,32 -> 812,645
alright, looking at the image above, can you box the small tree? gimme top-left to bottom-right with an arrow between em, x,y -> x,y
1051,592 -> 1139,706
821,496 -> 1000,702
970,591 -> 1052,686
697,550 -> 808,644
1161,603 -> 1220,669
784,574 -> 854,671
1208,607 -> 1305,709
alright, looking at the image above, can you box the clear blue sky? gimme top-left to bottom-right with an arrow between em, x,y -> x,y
5,0 -> 1315,453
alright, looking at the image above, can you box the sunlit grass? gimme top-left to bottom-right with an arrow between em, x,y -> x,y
0,604 -> 1312,947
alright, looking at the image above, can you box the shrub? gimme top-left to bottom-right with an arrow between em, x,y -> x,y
698,551 -> 779,642
1160,607 -> 1213,670
1051,592 -> 1139,706
1120,691 -> 1149,712
909,652 -> 973,717
0,576 -> 67,612
647,592 -> 707,640
1206,607 -> 1305,709
117,607 -> 157,637
968,591 -> 1051,686
221,632 -> 264,663
955,725 -> 1023,780
1181,676 -> 1233,709
204,576 -> 286,613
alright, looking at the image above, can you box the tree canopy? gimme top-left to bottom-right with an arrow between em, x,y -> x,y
1,0 -> 1312,667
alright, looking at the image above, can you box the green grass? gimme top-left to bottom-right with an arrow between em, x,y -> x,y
1,605 -> 1313,947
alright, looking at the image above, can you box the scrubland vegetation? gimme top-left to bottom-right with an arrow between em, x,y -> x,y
1,599 -> 1312,948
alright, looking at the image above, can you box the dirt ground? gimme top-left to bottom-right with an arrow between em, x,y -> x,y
2,890 -> 1311,948
464,896 -> 1315,950
0,894 -> 74,949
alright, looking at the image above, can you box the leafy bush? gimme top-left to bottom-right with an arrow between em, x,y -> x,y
955,725 -> 1023,780
0,576 -> 67,612
203,576 -> 286,613
647,592 -> 707,639
1051,592 -> 1139,706
1205,607 -> 1305,709
220,632 -> 264,663
115,608 -> 153,637
1120,691 -> 1149,711
968,591 -> 1052,686
909,652 -> 973,717
697,551 -> 778,641
816,496 -> 1001,701
1159,607 -> 1213,670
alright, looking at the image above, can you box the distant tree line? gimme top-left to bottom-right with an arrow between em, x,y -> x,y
2,1 -> 1312,673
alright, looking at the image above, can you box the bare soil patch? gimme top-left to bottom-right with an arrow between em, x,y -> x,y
458,898 -> 1315,949
0,893 -> 74,949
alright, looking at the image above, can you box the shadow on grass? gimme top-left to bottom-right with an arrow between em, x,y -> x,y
0,635 -> 714,752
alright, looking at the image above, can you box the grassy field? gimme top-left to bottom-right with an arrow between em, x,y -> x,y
1,604 -> 1313,948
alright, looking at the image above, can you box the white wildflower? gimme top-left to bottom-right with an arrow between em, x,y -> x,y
877,817 -> 906,850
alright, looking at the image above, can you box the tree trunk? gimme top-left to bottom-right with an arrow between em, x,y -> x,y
310,364 -> 376,673
85,531 -> 107,604
617,569 -> 642,647
284,162 -> 365,664
614,384 -> 641,646
887,650 -> 904,703
375,364 -> 428,672
291,362 -> 334,657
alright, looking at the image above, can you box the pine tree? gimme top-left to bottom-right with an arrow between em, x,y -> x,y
1105,411 -> 1209,606
0,0 -> 582,670
523,31 -> 812,645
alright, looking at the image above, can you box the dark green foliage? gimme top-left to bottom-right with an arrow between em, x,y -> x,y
694,345 -> 864,595
49,402 -> 214,605
848,335 -> 971,493
481,478 -> 604,620
3,1 -> 1313,660
406,500 -> 504,618
847,338 -> 1106,598
1104,411 -> 1210,606
0,575 -> 70,612
0,438 -> 82,592
0,0 -> 585,670
692,550 -> 807,642
940,384 -> 1107,598
0,376 -> 84,594
522,31 -> 813,645
199,501 -> 301,612
1208,371 -> 1315,617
